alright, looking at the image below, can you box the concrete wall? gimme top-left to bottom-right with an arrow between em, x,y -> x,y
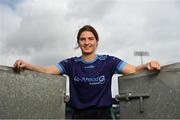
0,65 -> 66,119
117,62 -> 180,119
2,62 -> 180,119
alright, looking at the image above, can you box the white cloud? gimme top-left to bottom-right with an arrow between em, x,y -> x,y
66,0 -> 117,21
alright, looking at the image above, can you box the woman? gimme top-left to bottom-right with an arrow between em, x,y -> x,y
14,25 -> 160,119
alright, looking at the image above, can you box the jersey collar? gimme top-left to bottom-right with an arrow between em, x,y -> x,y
80,54 -> 98,64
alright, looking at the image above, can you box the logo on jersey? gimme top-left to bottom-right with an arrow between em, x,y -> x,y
84,65 -> 95,69
74,75 -> 105,85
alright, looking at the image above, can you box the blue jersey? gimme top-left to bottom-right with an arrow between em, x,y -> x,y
56,55 -> 126,109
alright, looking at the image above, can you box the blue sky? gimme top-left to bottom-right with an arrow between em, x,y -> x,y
0,0 -> 23,9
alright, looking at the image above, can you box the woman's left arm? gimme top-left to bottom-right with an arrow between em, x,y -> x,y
121,60 -> 161,75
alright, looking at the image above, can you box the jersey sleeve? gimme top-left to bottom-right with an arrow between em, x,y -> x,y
56,58 -> 72,75
109,56 -> 127,74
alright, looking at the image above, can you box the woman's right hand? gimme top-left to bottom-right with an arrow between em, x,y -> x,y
14,59 -> 28,69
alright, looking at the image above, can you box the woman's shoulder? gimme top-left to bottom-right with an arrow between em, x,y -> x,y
60,56 -> 79,63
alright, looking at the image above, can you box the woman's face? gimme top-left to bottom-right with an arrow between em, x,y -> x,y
79,31 -> 98,55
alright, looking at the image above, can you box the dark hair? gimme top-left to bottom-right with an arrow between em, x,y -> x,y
76,25 -> 99,48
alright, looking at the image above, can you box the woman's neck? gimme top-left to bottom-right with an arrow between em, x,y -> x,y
82,53 -> 96,62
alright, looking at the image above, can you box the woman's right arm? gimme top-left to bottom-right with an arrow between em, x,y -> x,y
14,59 -> 61,75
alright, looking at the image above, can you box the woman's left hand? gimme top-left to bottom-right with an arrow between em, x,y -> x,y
146,61 -> 161,70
